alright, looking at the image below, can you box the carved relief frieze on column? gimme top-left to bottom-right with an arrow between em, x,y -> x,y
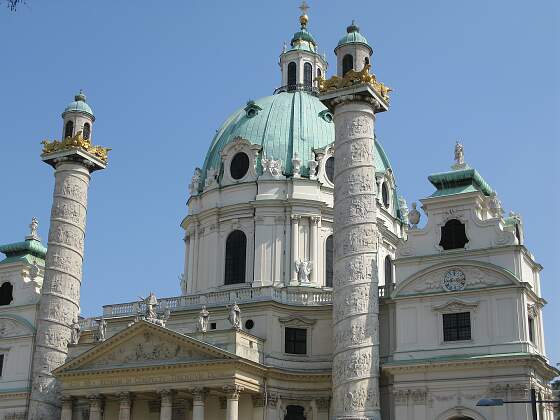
322,91 -> 382,420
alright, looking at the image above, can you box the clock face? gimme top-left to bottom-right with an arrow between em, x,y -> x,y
442,269 -> 466,291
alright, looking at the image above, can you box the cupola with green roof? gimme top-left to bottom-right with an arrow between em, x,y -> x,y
61,90 -> 95,141
335,20 -> 374,77
0,218 -> 46,266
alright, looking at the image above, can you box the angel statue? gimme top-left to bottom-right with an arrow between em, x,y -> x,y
95,317 -> 107,342
295,259 -> 312,283
70,317 -> 81,345
197,305 -> 210,333
453,141 -> 465,168
228,302 -> 241,330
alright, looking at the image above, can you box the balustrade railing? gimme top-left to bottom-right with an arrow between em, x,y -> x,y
84,284 -> 394,329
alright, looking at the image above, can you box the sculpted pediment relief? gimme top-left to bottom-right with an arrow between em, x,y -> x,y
395,263 -> 517,297
59,320 -> 235,373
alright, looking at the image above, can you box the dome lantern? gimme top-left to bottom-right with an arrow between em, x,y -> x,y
278,1 -> 327,93
334,20 -> 373,77
61,90 -> 95,141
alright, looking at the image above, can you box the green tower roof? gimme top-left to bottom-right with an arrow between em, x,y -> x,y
336,21 -> 372,53
428,167 -> 494,198
62,90 -> 94,117
0,237 -> 47,266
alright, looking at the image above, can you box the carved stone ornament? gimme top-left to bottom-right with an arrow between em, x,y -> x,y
41,131 -> 111,164
295,259 -> 312,283
94,317 -> 107,342
408,202 -> 421,228
308,159 -> 318,180
70,316 -> 81,344
204,167 -> 219,189
292,152 -> 302,178
260,156 -> 283,179
189,168 -> 202,195
227,303 -> 241,330
442,268 -> 466,292
0,318 -> 28,338
197,305 -> 209,333
135,292 -> 170,327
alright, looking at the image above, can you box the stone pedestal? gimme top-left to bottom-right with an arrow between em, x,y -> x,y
321,88 -> 386,420
27,146 -> 108,420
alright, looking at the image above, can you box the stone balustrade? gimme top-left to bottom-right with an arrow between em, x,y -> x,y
77,285 -> 393,330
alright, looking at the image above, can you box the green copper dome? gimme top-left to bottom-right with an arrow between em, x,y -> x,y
336,21 -> 372,53
201,91 -> 393,185
62,90 -> 94,117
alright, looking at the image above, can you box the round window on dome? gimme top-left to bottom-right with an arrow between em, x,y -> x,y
245,319 -> 254,330
230,152 -> 250,180
382,182 -> 390,208
325,156 -> 335,184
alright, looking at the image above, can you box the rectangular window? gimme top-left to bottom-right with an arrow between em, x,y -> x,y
443,312 -> 471,342
0,354 -> 4,376
528,316 -> 535,343
285,327 -> 307,355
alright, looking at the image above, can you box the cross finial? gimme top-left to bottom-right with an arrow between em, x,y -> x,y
299,0 -> 309,16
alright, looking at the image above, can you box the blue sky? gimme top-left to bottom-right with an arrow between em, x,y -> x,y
1,1 -> 558,365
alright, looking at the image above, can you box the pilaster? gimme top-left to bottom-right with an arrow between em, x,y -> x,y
290,215 -> 300,284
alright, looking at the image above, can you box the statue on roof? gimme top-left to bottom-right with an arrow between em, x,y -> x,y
95,317 -> 107,342
228,302 -> 241,330
197,306 -> 210,333
136,292 -> 170,327
452,141 -> 467,170
26,217 -> 40,241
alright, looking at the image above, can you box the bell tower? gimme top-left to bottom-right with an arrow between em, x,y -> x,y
27,93 -> 110,420
335,21 -> 373,77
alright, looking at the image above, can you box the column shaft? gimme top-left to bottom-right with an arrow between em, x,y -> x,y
160,390 -> 173,420
60,397 -> 72,420
192,389 -> 206,420
118,392 -> 131,420
331,99 -> 380,419
310,216 -> 319,285
226,397 -> 239,420
290,215 -> 299,283
28,162 -> 92,419
88,396 -> 103,420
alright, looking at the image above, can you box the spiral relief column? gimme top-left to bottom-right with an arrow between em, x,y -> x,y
27,93 -> 109,419
319,80 -> 390,420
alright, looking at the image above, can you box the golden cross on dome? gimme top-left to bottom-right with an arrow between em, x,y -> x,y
299,0 -> 309,16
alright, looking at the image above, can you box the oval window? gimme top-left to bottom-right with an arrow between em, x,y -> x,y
325,156 -> 335,184
230,152 -> 250,180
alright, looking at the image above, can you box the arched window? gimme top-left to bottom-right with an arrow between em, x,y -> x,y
364,56 -> 370,65
384,255 -> 393,284
83,122 -> 91,140
381,182 -> 390,208
325,156 -> 335,183
325,235 -> 334,287
303,62 -> 312,87
288,62 -> 297,87
0,282 -> 13,306
439,219 -> 469,250
342,54 -> 353,75
284,405 -> 306,420
317,67 -> 322,79
64,120 -> 73,138
225,230 -> 247,285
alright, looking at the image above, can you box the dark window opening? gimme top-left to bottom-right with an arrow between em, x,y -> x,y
342,54 -> 354,75
0,354 -> 4,376
443,312 -> 471,342
364,56 -> 370,65
325,156 -> 335,183
225,230 -> 247,285
303,62 -> 313,87
439,219 -> 469,250
245,319 -> 254,330
0,283 -> 13,306
285,327 -> 307,354
381,182 -> 390,208
83,122 -> 91,140
515,224 -> 521,243
230,152 -> 250,180
528,316 -> 535,343
317,68 -> 322,79
384,255 -> 393,285
64,120 -> 73,138
325,235 -> 334,287
284,405 -> 306,420
288,62 -> 297,87
210,322 -> 217,330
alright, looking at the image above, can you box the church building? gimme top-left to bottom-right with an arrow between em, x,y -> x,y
0,5 -> 557,420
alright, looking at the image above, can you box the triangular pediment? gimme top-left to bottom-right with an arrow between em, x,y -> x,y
55,320 -> 236,374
